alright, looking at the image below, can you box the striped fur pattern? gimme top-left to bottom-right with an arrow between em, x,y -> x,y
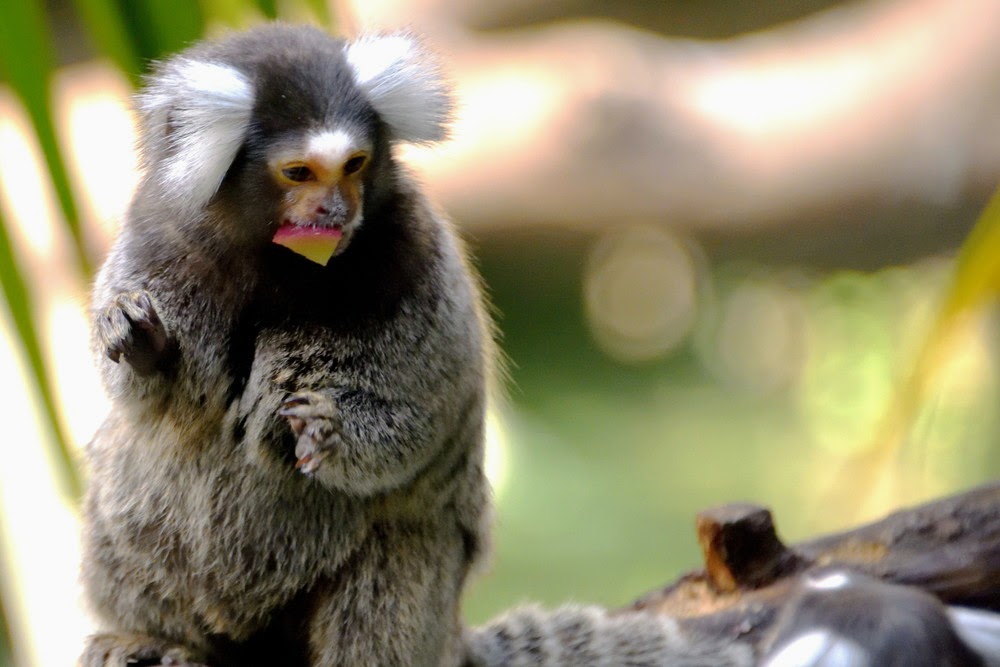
466,604 -> 752,667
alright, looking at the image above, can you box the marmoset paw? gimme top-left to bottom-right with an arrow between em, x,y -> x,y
96,291 -> 174,375
81,633 -> 209,667
279,390 -> 343,475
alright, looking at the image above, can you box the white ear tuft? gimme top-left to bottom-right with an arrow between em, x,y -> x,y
138,59 -> 255,212
345,33 -> 452,144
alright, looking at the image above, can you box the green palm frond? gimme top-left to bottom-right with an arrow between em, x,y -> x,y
0,207 -> 81,498
0,516 -> 13,667
873,186 -> 1000,458
0,0 -> 93,278
70,0 -> 143,83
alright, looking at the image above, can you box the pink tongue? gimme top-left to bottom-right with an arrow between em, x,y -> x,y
272,226 -> 343,265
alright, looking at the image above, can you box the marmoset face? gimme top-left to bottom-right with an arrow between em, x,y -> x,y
262,128 -> 373,260
135,25 -> 448,262
204,49 -> 384,261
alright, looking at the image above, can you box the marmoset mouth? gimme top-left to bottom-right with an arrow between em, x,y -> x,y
272,223 -> 345,265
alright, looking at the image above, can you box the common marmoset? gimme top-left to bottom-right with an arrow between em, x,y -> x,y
84,24 -> 490,666
80,23 -> 1000,667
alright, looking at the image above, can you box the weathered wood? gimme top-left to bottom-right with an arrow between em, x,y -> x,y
696,503 -> 804,593
629,481 -> 1000,649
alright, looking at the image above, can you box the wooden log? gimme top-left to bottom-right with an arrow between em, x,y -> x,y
628,481 -> 1000,649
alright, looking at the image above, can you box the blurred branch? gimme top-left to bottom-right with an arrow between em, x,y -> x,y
630,481 -> 1000,652
350,0 -> 1000,254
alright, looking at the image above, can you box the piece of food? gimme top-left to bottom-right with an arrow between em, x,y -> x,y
272,225 -> 343,265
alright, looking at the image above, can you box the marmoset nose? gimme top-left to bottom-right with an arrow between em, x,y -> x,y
318,195 -> 350,223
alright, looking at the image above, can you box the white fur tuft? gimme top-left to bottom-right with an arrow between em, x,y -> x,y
948,607 -> 1000,666
307,129 -> 357,163
138,59 -> 255,212
344,33 -> 452,144
763,630 -> 869,667
806,571 -> 852,591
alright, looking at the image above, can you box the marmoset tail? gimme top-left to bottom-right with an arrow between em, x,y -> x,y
79,22 -> 1000,667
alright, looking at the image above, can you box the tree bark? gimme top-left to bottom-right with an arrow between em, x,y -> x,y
628,481 -> 1000,651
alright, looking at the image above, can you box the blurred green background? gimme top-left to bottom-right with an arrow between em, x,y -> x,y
0,0 -> 998,664
462,224 -> 999,622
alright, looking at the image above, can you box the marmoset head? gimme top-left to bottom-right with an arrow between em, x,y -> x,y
134,24 -> 451,261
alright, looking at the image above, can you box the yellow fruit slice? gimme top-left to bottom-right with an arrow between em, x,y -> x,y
272,225 -> 342,265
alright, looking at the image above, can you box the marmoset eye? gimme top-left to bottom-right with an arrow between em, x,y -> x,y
343,155 -> 368,175
282,165 -> 315,182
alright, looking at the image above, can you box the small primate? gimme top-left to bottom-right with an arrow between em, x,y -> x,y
84,25 -> 490,666
80,23 -> 1000,667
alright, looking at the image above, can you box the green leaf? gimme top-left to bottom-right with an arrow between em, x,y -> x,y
0,208 -> 82,499
115,0 -> 205,65
0,515 -> 14,667
252,0 -> 278,19
274,0 -> 331,26
824,189 -> 1000,511
301,0 -> 330,26
198,0 -> 253,27
835,185 -> 1000,514
888,186 -> 1000,439
69,0 -> 143,85
943,186 -> 1000,316
0,597 -> 12,667
0,0 -> 94,277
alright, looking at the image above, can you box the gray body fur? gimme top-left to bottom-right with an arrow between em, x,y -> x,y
75,23 -> 884,667
85,173 -> 488,665
83,25 -> 489,666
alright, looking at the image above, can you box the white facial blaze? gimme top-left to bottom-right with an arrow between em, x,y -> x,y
306,129 -> 356,168
344,33 -> 452,144
290,128 -> 366,235
138,59 -> 255,213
